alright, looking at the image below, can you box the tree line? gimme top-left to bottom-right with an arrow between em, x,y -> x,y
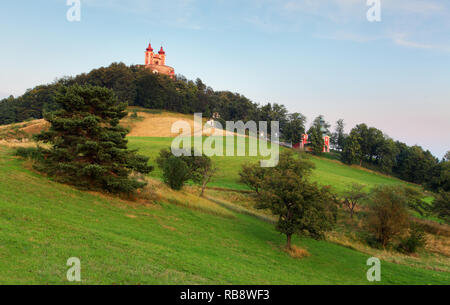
1,62 -> 447,192
0,62 -> 305,143
328,120 -> 448,193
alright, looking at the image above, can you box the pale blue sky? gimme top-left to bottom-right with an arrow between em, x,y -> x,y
0,0 -> 449,158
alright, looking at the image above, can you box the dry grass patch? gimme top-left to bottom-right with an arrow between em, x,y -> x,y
144,178 -> 234,218
425,234 -> 450,257
121,111 -> 243,138
285,245 -> 310,259
326,231 -> 450,272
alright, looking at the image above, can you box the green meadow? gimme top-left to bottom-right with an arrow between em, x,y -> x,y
0,146 -> 448,284
128,136 -> 411,193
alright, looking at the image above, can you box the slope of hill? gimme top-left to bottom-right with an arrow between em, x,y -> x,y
0,146 -> 448,284
127,136 -> 413,193
0,112 -> 419,193
122,109 -> 242,138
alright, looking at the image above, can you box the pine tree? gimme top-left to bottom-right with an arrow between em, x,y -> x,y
331,119 -> 346,151
35,85 -> 153,194
308,124 -> 324,155
341,131 -> 363,165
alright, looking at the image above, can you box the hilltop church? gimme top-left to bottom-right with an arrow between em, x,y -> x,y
143,42 -> 175,79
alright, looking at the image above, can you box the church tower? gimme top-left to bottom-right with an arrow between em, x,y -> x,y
143,42 -> 175,79
145,43 -> 154,65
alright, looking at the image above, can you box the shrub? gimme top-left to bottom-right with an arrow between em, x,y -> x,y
15,147 -> 43,161
366,186 -> 410,247
162,156 -> 190,190
157,148 -> 216,194
402,186 -> 430,217
364,233 -> 383,250
432,192 -> 450,224
397,223 -> 426,254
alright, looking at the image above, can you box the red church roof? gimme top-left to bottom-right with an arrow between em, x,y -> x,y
159,46 -> 165,54
146,43 -> 154,52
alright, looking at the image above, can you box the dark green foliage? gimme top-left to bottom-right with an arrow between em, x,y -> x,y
397,223 -> 426,254
444,151 -> 450,162
15,147 -> 43,161
426,161 -> 450,192
34,85 -> 152,194
394,145 -> 438,185
239,163 -> 268,194
281,113 -> 306,144
307,115 -> 330,155
0,85 -> 60,124
364,233 -> 384,250
402,186 -> 431,217
257,151 -> 336,249
331,119 -> 346,151
1,62 -> 444,192
308,125 -> 325,155
0,64 -> 305,144
161,156 -> 191,190
338,122 -> 441,190
341,130 -> 362,165
432,192 -> 450,223
157,148 -> 216,193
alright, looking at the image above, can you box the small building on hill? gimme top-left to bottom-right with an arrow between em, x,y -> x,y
294,134 -> 331,153
143,42 -> 175,79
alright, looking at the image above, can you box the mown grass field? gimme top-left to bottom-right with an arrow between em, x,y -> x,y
0,146 -> 448,284
128,136 -> 411,193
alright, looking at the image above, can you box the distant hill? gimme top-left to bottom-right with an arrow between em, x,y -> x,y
1,63 -> 446,192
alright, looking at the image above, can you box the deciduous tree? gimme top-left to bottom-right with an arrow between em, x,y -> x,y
343,183 -> 366,219
257,151 -> 335,249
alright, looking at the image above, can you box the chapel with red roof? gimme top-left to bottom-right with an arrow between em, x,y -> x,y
144,42 -> 175,79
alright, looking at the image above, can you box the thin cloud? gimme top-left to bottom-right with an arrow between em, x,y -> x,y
391,34 -> 450,52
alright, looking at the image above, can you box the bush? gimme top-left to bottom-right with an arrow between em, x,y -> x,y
157,148 -> 216,194
397,224 -> 426,254
364,234 -> 383,250
15,147 -> 43,161
432,192 -> 450,224
402,186 -> 430,217
162,156 -> 190,190
366,186 -> 410,247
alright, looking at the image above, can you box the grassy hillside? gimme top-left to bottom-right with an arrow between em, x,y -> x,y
0,146 -> 448,284
128,136 -> 411,193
